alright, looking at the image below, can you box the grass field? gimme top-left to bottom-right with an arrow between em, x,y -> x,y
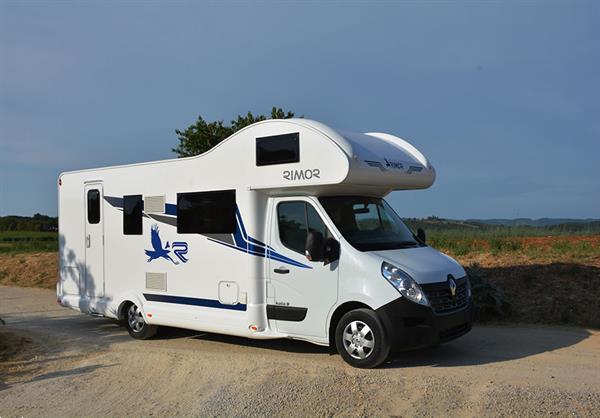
0,231 -> 58,253
0,229 -> 598,328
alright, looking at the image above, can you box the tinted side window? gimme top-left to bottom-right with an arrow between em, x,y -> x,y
87,189 -> 100,224
256,133 -> 299,166
278,202 -> 307,254
123,195 -> 143,235
177,190 -> 236,233
278,202 -> 329,255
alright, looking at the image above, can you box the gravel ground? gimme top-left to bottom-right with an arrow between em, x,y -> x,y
1,285 -> 599,417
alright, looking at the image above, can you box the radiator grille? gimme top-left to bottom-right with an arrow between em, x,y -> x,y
421,276 -> 468,315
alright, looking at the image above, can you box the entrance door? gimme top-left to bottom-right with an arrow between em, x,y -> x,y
84,183 -> 105,298
268,197 -> 339,338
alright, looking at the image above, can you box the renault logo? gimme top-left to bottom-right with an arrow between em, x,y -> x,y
448,277 -> 457,297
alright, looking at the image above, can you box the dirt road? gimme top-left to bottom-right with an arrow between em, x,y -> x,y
1,286 -> 599,417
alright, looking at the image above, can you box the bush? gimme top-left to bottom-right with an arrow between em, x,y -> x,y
490,238 -> 523,254
467,264 -> 511,321
551,240 -> 571,253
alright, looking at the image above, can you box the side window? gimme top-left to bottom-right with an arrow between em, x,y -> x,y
256,133 -> 300,166
278,202 -> 307,254
123,195 -> 143,235
87,189 -> 100,224
277,201 -> 329,255
177,190 -> 236,233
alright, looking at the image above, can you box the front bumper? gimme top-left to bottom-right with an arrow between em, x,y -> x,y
375,296 -> 473,352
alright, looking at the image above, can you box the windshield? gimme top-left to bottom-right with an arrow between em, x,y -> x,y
319,196 -> 420,252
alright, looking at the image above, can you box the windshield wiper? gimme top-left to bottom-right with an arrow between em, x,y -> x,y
394,241 -> 419,248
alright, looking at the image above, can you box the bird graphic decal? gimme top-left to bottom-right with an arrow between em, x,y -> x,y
145,224 -> 178,264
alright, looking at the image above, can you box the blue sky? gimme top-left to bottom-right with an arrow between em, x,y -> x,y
1,1 -> 598,219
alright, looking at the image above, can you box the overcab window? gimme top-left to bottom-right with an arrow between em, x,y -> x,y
177,190 -> 236,234
256,132 -> 300,166
123,195 -> 143,235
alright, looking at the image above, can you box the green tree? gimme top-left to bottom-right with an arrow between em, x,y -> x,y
173,107 -> 296,157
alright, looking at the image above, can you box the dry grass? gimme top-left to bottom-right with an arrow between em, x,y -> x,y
1,236 -> 599,328
0,328 -> 46,388
446,236 -> 600,329
0,252 -> 58,289
0,329 -> 35,363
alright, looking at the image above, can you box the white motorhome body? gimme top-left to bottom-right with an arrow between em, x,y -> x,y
58,118 -> 472,368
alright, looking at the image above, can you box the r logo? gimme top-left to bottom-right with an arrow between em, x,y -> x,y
172,242 -> 189,263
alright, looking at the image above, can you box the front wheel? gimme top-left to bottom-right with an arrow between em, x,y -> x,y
125,302 -> 157,339
335,308 -> 390,368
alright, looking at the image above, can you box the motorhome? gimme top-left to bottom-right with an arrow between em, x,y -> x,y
57,118 -> 472,368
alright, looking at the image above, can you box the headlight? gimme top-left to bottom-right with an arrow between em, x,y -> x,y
381,262 -> 429,306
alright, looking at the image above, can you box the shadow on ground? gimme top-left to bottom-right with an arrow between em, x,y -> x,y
153,323 -> 590,369
385,325 -> 590,368
30,363 -> 118,383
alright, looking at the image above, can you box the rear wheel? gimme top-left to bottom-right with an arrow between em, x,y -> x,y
125,302 -> 157,339
335,308 -> 390,368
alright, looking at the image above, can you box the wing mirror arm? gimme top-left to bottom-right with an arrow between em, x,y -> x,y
305,232 -> 340,265
416,228 -> 426,244
323,237 -> 340,266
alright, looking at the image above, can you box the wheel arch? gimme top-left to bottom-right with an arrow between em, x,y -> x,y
328,301 -> 373,353
116,294 -> 145,321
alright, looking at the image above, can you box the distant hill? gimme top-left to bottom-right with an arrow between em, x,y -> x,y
403,216 -> 600,235
1,214 -> 598,235
467,218 -> 600,227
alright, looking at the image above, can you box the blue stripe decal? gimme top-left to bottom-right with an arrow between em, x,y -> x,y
165,203 -> 177,216
143,293 -> 247,311
104,196 -> 311,269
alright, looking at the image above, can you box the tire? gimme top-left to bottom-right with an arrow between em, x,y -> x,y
335,308 -> 390,368
124,302 -> 158,340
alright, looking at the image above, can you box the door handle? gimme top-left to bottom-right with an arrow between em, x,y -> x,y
274,267 -> 290,274
86,234 -> 91,248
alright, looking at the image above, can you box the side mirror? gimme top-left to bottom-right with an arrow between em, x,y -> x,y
417,228 -> 426,243
305,231 -> 325,262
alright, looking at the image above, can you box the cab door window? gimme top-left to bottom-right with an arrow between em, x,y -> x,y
277,201 -> 329,255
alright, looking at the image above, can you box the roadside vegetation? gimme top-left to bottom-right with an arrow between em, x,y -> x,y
0,215 -> 598,328
0,231 -> 58,254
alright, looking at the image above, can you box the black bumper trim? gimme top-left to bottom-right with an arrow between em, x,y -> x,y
267,305 -> 307,321
375,296 -> 473,352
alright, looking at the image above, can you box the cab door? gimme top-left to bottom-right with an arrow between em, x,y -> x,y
84,183 -> 105,298
267,197 -> 339,338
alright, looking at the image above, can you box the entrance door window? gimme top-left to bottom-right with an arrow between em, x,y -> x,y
87,189 -> 100,224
